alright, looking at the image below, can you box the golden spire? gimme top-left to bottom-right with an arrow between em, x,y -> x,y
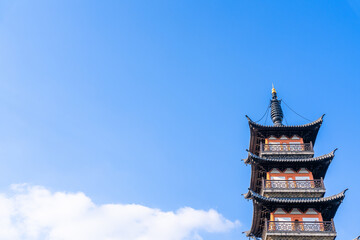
272,84 -> 276,94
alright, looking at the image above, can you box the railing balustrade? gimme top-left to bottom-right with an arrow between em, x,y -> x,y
265,220 -> 336,233
260,142 -> 313,153
263,179 -> 325,190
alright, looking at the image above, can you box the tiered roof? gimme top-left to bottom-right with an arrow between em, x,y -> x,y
243,87 -> 347,239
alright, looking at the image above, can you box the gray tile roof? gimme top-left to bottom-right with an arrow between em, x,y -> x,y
246,114 -> 325,129
243,149 -> 337,164
244,189 -> 347,204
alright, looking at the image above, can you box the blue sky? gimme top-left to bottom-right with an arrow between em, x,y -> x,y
0,1 -> 359,239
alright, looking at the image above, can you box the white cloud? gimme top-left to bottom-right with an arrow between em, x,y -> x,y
0,184 -> 239,240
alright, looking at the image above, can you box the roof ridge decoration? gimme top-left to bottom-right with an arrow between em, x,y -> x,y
243,149 -> 337,164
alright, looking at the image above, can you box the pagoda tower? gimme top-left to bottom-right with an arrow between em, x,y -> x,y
243,87 -> 347,240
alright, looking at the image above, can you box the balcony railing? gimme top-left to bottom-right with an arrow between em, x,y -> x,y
260,142 -> 313,154
265,220 -> 336,234
263,179 -> 325,190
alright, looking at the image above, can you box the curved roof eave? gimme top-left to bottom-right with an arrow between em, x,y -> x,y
244,189 -> 347,204
243,149 -> 337,165
246,114 -> 325,129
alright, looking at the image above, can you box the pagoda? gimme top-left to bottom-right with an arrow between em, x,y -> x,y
243,86 -> 347,240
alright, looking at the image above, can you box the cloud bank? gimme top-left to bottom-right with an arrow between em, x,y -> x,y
0,184 -> 238,240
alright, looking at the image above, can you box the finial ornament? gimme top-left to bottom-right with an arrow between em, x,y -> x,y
272,84 -> 276,94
